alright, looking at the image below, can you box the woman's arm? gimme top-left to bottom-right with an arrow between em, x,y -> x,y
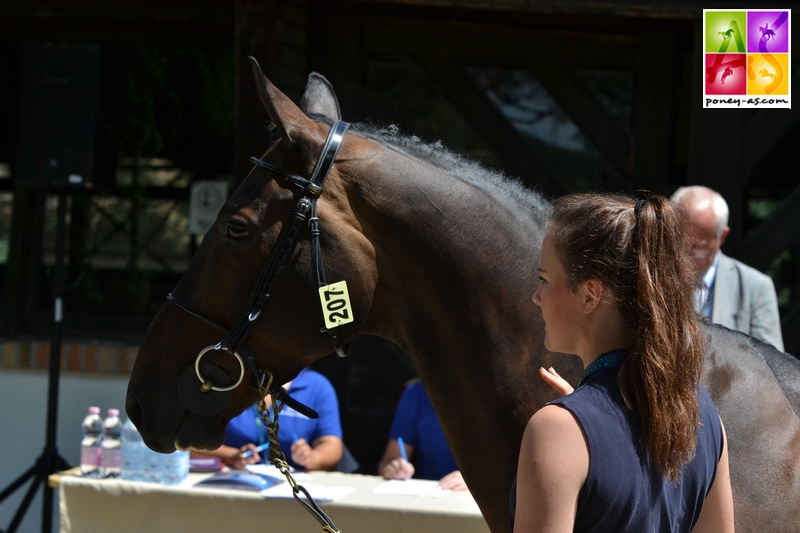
514,404 -> 588,533
691,418 -> 735,533
290,435 -> 343,471
378,438 -> 415,480
438,470 -> 468,491
191,443 -> 260,470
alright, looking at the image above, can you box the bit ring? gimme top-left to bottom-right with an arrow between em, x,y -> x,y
194,345 -> 245,392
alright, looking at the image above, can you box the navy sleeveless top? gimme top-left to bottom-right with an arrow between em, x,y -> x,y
510,368 -> 723,533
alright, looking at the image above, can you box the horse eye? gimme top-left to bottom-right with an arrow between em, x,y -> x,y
225,224 -> 249,241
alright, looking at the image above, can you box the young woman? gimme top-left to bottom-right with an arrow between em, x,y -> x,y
512,194 -> 734,532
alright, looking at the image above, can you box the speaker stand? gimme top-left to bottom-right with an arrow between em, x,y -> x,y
0,187 -> 72,533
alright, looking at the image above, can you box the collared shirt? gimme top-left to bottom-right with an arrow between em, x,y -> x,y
389,381 -> 457,481
223,369 -> 342,469
695,252 -> 721,318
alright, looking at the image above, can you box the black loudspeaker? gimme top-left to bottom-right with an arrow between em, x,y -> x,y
15,42 -> 102,187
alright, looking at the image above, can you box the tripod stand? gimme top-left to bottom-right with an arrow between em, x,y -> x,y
0,186 -> 72,533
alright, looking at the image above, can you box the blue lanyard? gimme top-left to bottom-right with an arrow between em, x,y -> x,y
578,350 -> 629,387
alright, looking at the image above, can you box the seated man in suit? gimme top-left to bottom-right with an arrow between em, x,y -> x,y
671,185 -> 784,350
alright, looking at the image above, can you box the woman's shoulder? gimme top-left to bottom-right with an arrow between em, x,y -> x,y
521,404 -> 589,485
527,403 -> 583,441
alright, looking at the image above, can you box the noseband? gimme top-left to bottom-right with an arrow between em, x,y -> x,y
168,120 -> 350,417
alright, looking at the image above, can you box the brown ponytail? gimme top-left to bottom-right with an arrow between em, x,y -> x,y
547,193 -> 703,482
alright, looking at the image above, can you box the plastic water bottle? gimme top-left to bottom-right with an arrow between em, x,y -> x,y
100,408 -> 122,477
120,418 -> 145,481
143,445 -> 165,484
80,406 -> 102,477
163,450 -> 190,485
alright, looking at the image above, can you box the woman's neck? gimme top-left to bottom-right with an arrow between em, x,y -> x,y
578,302 -> 633,369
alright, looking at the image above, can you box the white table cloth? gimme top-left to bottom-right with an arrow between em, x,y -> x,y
55,470 -> 491,533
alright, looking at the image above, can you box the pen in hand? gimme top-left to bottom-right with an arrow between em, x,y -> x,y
240,442 -> 269,459
397,436 -> 409,462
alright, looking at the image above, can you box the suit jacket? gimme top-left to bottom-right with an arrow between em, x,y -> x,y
712,252 -> 784,351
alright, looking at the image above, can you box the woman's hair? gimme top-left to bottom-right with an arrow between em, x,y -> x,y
547,193 -> 703,482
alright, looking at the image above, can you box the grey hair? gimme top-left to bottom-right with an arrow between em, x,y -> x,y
670,185 -> 729,236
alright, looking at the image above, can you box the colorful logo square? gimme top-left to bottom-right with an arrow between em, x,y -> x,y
747,11 -> 789,53
705,11 -> 748,53
703,9 -> 791,108
747,53 -> 790,95
706,54 -> 747,94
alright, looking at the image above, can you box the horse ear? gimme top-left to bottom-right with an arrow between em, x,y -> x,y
298,72 -> 342,121
248,56 -> 312,143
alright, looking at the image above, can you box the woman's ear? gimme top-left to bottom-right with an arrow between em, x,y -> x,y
582,279 -> 605,313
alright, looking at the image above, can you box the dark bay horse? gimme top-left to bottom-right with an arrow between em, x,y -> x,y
126,59 -> 800,533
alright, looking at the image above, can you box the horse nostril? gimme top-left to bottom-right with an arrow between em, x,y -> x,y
125,393 -> 144,431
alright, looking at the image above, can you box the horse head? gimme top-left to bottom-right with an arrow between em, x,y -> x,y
126,58 -> 379,453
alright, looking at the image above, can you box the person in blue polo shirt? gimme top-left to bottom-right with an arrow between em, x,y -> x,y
377,380 -> 467,491
192,368 -> 343,471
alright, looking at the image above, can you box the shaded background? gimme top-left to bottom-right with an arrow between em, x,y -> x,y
0,1 -> 796,531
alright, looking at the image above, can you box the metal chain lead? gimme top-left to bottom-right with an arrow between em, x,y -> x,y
257,374 -> 343,533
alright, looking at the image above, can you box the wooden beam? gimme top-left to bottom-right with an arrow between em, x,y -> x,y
0,0 -> 233,23
363,18 -> 636,70
340,0 -> 792,19
0,0 -> 234,46
524,54 -> 631,178
414,54 -> 567,196
362,16 -> 636,182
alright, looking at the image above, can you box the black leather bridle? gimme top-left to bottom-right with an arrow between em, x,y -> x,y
168,120 -> 350,417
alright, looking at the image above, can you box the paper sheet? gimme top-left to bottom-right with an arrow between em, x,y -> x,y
372,479 -> 452,498
246,464 -> 312,482
260,482 -> 356,501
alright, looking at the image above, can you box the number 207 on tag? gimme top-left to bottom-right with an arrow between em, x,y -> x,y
319,281 -> 354,329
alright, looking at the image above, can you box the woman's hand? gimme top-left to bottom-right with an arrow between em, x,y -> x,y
207,443 -> 259,470
438,470 -> 468,491
290,438 -> 314,469
539,367 -> 574,396
290,436 -> 343,471
381,457 -> 415,480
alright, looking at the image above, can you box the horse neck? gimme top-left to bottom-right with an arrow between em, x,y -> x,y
353,149 -> 544,357
344,146 -> 574,533
344,146 -> 569,426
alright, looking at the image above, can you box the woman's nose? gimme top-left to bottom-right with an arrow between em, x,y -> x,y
532,286 -> 542,306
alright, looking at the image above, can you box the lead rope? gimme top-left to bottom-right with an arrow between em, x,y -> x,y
257,373 -> 342,533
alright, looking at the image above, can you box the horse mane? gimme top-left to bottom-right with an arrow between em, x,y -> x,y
295,114 -> 551,226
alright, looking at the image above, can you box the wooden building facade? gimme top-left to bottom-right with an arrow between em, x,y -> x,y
0,0 -> 797,471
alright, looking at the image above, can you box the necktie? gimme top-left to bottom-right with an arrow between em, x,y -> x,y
703,282 -> 714,320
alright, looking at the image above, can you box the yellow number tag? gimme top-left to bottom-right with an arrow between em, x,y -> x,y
318,281 -> 354,329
